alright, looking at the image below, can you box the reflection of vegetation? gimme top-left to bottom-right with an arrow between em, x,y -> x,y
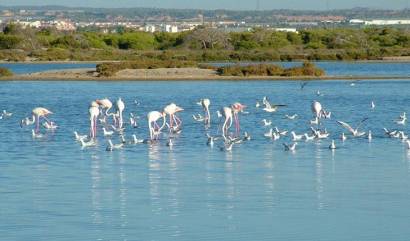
1,24 -> 410,61
0,67 -> 13,77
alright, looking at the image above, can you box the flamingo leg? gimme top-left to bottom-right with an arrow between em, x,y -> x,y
174,115 -> 182,128
235,114 -> 240,136
90,117 -> 94,138
222,117 -> 229,141
43,116 -> 52,125
118,111 -> 123,129
35,115 -> 40,133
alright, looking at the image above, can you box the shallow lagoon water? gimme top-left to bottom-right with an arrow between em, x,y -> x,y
1,66 -> 410,240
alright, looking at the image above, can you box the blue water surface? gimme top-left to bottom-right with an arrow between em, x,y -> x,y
0,62 -> 96,74
1,64 -> 410,241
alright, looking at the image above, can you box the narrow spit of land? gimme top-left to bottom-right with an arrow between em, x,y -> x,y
2,67 -> 410,81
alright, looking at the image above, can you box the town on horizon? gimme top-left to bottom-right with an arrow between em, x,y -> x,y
0,5 -> 410,33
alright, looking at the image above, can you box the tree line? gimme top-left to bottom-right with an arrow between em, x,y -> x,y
0,24 -> 409,61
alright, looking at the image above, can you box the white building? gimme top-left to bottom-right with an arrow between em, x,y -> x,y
364,19 -> 410,25
273,28 -> 298,33
15,20 -> 42,28
164,24 -> 178,33
349,19 -> 365,24
144,25 -> 156,33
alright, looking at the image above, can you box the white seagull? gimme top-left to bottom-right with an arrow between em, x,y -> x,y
337,118 -> 368,137
106,139 -> 123,151
291,131 -> 304,141
262,119 -> 272,126
74,131 -> 87,141
102,127 -> 114,136
283,142 -> 297,151
329,140 -> 336,150
285,114 -> 298,120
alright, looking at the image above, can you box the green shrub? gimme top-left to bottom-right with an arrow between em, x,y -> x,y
0,34 -> 22,49
96,59 -> 198,77
0,67 -> 13,77
216,62 -> 324,77
282,62 -> 325,77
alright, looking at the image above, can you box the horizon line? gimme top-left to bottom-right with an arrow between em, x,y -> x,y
0,4 -> 406,12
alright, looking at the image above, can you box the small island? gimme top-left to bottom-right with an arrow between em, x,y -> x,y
4,61 -> 327,80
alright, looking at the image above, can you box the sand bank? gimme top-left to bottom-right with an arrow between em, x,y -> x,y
2,67 -> 410,81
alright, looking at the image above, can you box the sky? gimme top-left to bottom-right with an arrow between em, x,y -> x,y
0,0 -> 408,10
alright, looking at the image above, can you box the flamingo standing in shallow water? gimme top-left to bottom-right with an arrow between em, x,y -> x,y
221,107 -> 233,140
24,107 -> 54,133
147,111 -> 166,141
311,101 -> 323,119
198,98 -> 211,127
164,103 -> 184,132
231,102 -> 246,136
89,101 -> 100,139
96,98 -> 116,125
115,98 -> 125,129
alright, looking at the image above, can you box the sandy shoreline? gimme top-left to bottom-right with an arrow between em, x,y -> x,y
1,57 -> 410,64
1,67 -> 410,81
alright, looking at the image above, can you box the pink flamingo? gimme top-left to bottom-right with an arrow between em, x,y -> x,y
116,98 -> 125,129
25,107 -> 54,133
89,101 -> 100,139
312,101 -> 323,118
147,111 -> 166,140
231,102 -> 246,136
221,106 -> 233,140
164,103 -> 184,131
96,98 -> 116,124
198,98 -> 211,127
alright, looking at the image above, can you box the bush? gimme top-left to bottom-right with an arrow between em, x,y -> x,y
0,67 -> 13,77
0,34 -> 22,49
96,59 -> 198,77
282,62 -> 325,77
216,62 -> 324,77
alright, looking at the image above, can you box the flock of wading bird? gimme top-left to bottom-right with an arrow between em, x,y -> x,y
13,90 -> 409,152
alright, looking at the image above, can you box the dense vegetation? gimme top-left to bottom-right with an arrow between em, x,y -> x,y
96,60 -> 325,77
216,62 -> 325,77
96,59 -> 197,76
0,24 -> 410,62
0,67 -> 13,77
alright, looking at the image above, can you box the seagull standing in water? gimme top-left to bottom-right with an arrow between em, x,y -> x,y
395,112 -> 407,125
368,130 -> 372,141
371,101 -> 376,110
262,119 -> 272,126
291,131 -> 304,141
329,140 -> 336,150
74,131 -> 87,141
106,139 -> 124,151
283,142 -> 297,151
341,133 -> 347,142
